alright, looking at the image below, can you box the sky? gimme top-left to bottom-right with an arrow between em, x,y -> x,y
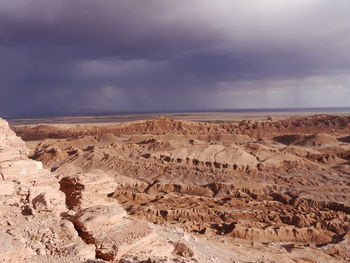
1,0 -> 350,117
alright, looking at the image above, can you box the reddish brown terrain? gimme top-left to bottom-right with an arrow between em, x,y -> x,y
1,115 -> 350,262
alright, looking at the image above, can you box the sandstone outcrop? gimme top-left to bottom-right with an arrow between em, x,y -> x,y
0,118 -> 95,262
59,171 -> 120,210
58,173 -> 177,262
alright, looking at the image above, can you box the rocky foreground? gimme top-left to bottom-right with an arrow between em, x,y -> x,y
1,118 -> 226,263
1,116 -> 350,262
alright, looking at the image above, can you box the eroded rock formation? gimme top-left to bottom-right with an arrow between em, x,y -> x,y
0,118 -> 95,262
0,118 -> 204,262
4,115 -> 350,262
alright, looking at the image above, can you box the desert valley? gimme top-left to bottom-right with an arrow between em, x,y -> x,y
2,0 -> 350,262
0,113 -> 349,262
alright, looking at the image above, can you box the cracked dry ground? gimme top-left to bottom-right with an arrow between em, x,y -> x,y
14,115 -> 350,262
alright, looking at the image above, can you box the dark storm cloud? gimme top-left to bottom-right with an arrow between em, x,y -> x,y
1,0 -> 350,116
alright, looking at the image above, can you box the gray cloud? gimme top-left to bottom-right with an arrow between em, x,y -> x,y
1,0 -> 350,117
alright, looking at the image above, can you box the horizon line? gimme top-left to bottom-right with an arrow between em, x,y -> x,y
5,106 -> 350,120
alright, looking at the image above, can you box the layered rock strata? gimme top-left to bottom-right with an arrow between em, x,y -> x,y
0,118 -> 201,262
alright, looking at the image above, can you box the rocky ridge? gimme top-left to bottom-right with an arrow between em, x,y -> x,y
0,118 -> 94,262
14,115 -> 350,141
